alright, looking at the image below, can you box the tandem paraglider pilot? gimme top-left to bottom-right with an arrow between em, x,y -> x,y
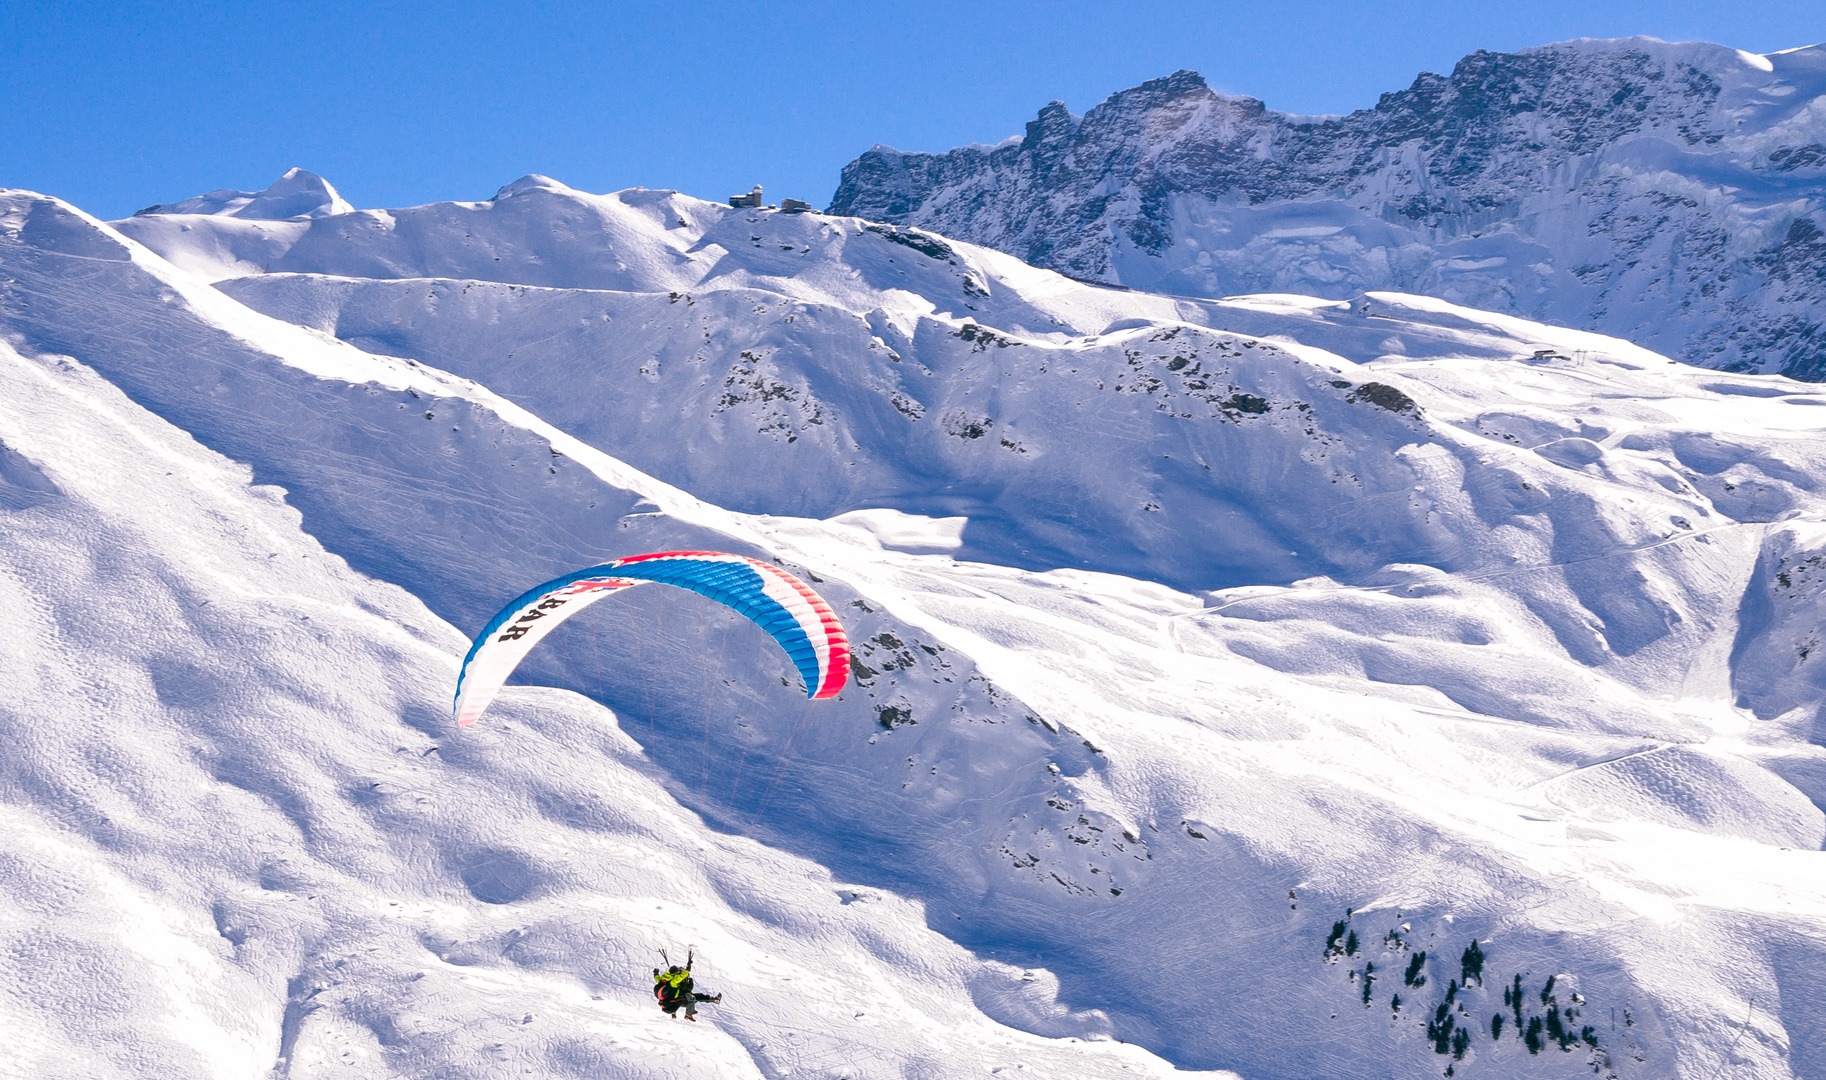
453,553 -> 840,1029
653,949 -> 722,1021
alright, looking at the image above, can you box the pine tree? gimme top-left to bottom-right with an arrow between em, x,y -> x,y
1404,950 -> 1428,988
1546,1003 -> 1574,1050
1324,920 -> 1347,960
1491,1013 -> 1505,1040
1460,941 -> 1485,986
1429,1003 -> 1457,1055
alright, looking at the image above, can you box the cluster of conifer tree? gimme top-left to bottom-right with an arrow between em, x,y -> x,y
1322,909 -> 1606,1073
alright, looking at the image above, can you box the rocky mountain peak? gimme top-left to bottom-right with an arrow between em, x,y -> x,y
829,37 -> 1826,378
1117,68 -> 1210,105
1022,100 -> 1080,170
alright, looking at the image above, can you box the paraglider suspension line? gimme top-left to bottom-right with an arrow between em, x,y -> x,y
701,608 -> 733,801
650,601 -> 663,734
745,696 -> 815,836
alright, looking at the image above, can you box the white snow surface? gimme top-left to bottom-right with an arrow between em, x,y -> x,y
131,167 -> 354,222
0,176 -> 1822,1077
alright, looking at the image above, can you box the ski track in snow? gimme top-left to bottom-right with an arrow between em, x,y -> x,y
0,174 -> 1823,1077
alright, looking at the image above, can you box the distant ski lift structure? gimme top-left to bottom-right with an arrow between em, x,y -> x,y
729,185 -> 764,208
780,198 -> 813,214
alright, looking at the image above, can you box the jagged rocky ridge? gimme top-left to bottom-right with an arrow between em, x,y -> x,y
829,38 -> 1826,379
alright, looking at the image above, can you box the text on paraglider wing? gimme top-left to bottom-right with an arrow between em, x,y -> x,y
496,599 -> 564,641
491,580 -> 627,642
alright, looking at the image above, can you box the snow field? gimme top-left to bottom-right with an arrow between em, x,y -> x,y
0,308 -> 1207,1079
0,173 -> 1822,1076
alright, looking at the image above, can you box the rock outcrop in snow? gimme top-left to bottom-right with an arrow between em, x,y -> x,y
829,38 -> 1826,379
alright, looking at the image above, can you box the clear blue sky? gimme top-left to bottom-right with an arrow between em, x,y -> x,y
4,0 -> 1822,219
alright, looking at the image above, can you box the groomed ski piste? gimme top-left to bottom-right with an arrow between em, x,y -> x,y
0,171 -> 1823,1078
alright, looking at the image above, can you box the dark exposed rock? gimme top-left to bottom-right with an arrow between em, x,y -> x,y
1352,383 -> 1419,414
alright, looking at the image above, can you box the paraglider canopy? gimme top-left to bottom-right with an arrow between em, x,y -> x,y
453,551 -> 850,727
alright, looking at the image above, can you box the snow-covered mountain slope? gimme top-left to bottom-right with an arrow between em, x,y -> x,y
6,178 -> 1826,1078
0,344 -> 1184,1080
0,195 -> 1205,1080
110,177 -> 1826,621
827,38 -> 1826,380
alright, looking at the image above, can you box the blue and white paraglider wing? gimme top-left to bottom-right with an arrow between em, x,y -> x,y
453,551 -> 850,727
